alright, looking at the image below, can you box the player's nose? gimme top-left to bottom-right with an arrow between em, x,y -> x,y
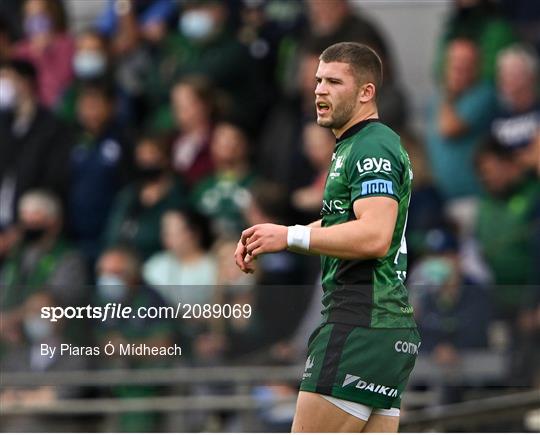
315,82 -> 328,95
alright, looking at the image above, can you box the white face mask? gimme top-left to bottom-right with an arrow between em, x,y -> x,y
179,10 -> 215,40
97,274 -> 129,302
0,77 -> 17,109
73,51 -> 107,79
24,316 -> 54,342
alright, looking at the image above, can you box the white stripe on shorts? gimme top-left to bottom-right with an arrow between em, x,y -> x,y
321,394 -> 400,421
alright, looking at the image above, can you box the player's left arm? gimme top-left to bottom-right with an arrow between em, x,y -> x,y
242,197 -> 397,261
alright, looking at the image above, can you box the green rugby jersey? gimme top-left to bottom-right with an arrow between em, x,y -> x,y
320,119 -> 416,328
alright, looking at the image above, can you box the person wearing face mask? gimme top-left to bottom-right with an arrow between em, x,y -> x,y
94,245 -> 174,432
409,227 -> 492,360
0,190 -> 87,346
103,135 -> 188,259
0,292 -> 91,432
12,0 -> 74,107
66,80 -> 133,270
0,60 -> 72,237
144,0 -> 263,131
56,29 -> 136,127
409,226 -> 492,406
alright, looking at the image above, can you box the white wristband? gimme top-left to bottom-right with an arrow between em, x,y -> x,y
287,225 -> 311,251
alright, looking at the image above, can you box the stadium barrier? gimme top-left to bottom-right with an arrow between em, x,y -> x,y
2,352 -> 536,431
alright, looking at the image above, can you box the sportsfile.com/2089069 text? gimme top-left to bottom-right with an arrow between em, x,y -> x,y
40,303 -> 252,322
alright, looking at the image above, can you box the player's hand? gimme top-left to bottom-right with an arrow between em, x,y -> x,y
234,238 -> 255,274
241,224 -> 288,261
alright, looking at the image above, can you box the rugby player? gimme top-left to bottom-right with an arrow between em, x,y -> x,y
235,42 -> 419,432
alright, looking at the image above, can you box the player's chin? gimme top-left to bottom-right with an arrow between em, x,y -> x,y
316,116 -> 333,128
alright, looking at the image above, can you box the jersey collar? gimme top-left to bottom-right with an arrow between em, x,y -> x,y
335,118 -> 380,144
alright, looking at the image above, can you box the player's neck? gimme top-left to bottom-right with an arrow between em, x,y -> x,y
333,106 -> 379,139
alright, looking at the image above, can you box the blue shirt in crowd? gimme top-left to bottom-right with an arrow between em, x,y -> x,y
426,82 -> 497,200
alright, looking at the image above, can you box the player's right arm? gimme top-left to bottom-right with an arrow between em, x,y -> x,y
235,220 -> 321,273
308,219 -> 322,228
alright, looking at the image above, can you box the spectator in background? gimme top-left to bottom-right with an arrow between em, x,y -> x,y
411,226 -> 492,406
143,209 -> 220,367
94,0 -> 180,126
0,60 -> 71,232
411,226 -> 491,356
191,119 -> 256,238
12,0 -> 74,107
143,209 -> 218,305
426,38 -> 496,232
256,46 -> 319,186
144,0 -> 262,130
226,182 -> 315,357
190,237 -> 256,365
492,44 -> 540,174
475,138 -> 540,320
168,76 -> 217,185
0,190 -> 87,345
95,0 -> 177,45
0,292 -> 90,432
94,245 -> 174,432
103,134 -> 187,259
56,29 -> 134,126
301,0 -> 408,130
67,80 -> 132,269
434,0 -> 517,82
291,122 -> 333,218
302,0 -> 390,76
235,0 -> 305,106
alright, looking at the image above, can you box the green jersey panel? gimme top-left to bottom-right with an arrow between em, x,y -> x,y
320,120 -> 416,329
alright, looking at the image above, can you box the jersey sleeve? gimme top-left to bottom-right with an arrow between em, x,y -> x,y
346,137 -> 404,204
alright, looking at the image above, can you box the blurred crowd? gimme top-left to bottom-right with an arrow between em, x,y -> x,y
0,0 -> 539,431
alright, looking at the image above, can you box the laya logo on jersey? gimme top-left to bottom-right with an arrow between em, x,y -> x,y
356,157 -> 392,174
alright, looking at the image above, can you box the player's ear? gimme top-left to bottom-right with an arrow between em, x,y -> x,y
358,83 -> 376,103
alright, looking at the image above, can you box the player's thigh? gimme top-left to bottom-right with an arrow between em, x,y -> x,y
362,413 -> 399,433
292,391 -> 368,433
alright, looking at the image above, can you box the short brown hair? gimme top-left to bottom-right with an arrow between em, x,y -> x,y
320,42 -> 383,89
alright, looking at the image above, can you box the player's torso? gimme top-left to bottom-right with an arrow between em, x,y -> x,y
319,121 -> 416,329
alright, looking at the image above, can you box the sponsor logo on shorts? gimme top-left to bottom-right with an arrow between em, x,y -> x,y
394,340 -> 420,355
342,374 -> 399,398
360,179 -> 394,196
302,355 -> 314,380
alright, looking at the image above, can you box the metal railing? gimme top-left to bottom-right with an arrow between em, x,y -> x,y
400,389 -> 540,431
1,352 -> 537,432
